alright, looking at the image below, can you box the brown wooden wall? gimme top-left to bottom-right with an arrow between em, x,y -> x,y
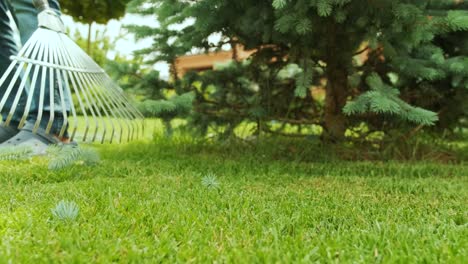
174,46 -> 255,78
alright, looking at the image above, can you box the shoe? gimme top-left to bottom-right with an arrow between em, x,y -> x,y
0,125 -> 19,144
0,123 -> 64,155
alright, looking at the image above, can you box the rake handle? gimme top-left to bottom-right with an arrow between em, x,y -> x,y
33,0 -> 50,12
33,0 -> 64,32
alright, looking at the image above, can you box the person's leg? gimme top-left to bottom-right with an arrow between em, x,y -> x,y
0,0 -> 26,141
11,0 -> 61,44
0,1 -> 18,64
11,0 -> 69,138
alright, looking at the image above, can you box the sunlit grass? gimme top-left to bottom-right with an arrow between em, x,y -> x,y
0,130 -> 466,262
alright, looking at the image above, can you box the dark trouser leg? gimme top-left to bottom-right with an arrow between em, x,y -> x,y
0,0 -> 25,128
11,0 -> 69,136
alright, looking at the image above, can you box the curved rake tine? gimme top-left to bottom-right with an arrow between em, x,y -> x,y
0,5 -> 145,143
31,37 -> 50,133
57,34 -> 102,142
95,74 -> 133,143
102,77 -> 140,141
0,30 -> 42,108
60,38 -> 104,143
18,37 -> 48,129
54,37 -> 79,140
0,32 -> 39,107
67,39 -> 137,143
50,36 -> 70,139
45,32 -> 57,134
68,42 -> 116,143
86,73 -> 123,143
66,39 -> 129,143
1,33 -> 42,126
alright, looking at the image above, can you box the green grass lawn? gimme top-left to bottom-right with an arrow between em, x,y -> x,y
0,131 -> 467,262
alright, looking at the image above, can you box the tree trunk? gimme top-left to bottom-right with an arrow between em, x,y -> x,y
170,61 -> 179,81
87,22 -> 93,56
163,119 -> 173,137
323,63 -> 348,142
322,21 -> 350,142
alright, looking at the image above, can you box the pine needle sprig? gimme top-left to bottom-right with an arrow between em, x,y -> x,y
48,145 -> 100,171
201,174 -> 220,190
272,0 -> 288,10
0,147 -> 33,161
51,200 -> 79,222
344,73 -> 439,125
294,59 -> 315,98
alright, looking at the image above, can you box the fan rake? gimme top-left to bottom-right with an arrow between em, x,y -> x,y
0,0 -> 144,143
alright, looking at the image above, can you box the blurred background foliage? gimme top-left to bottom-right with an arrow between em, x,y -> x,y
67,0 -> 467,160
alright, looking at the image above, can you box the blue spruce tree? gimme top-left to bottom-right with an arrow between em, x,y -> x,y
125,0 -> 468,140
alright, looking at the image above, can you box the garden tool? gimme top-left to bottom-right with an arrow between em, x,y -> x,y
0,0 -> 144,144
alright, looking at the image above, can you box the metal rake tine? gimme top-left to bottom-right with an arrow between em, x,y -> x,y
106,78 -> 144,121
0,33 -> 41,125
50,35 -> 70,138
61,42 -> 106,143
86,73 -> 122,143
64,66 -> 103,143
98,75 -> 130,143
56,34 -> 98,142
76,72 -> 109,143
0,64 -> 20,112
107,80 -> 140,118
97,75 -> 135,142
2,1 -> 143,143
102,77 -> 139,141
45,32 -> 58,134
0,31 -> 38,103
54,65 -> 69,138
67,38 -> 127,143
89,78 -> 117,143
75,58 -> 131,143
55,36 -> 90,141
60,36 -> 103,142
92,74 -> 129,143
18,37 -> 48,129
32,36 -> 50,134
65,37 -> 138,142
0,34 -> 41,112
67,42 -> 115,143
107,81 -> 145,139
114,85 -> 143,140
16,29 -> 42,57
63,34 -> 144,142
97,74 -> 134,143
54,40 -> 79,140
83,72 -> 124,144
68,74 -> 100,142
69,72 -> 93,142
81,74 -> 109,143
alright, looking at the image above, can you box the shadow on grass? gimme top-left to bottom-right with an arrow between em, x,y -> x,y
1,134 -> 466,186
97,135 -> 468,180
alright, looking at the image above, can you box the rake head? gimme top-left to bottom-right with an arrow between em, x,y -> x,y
0,0 -> 144,143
